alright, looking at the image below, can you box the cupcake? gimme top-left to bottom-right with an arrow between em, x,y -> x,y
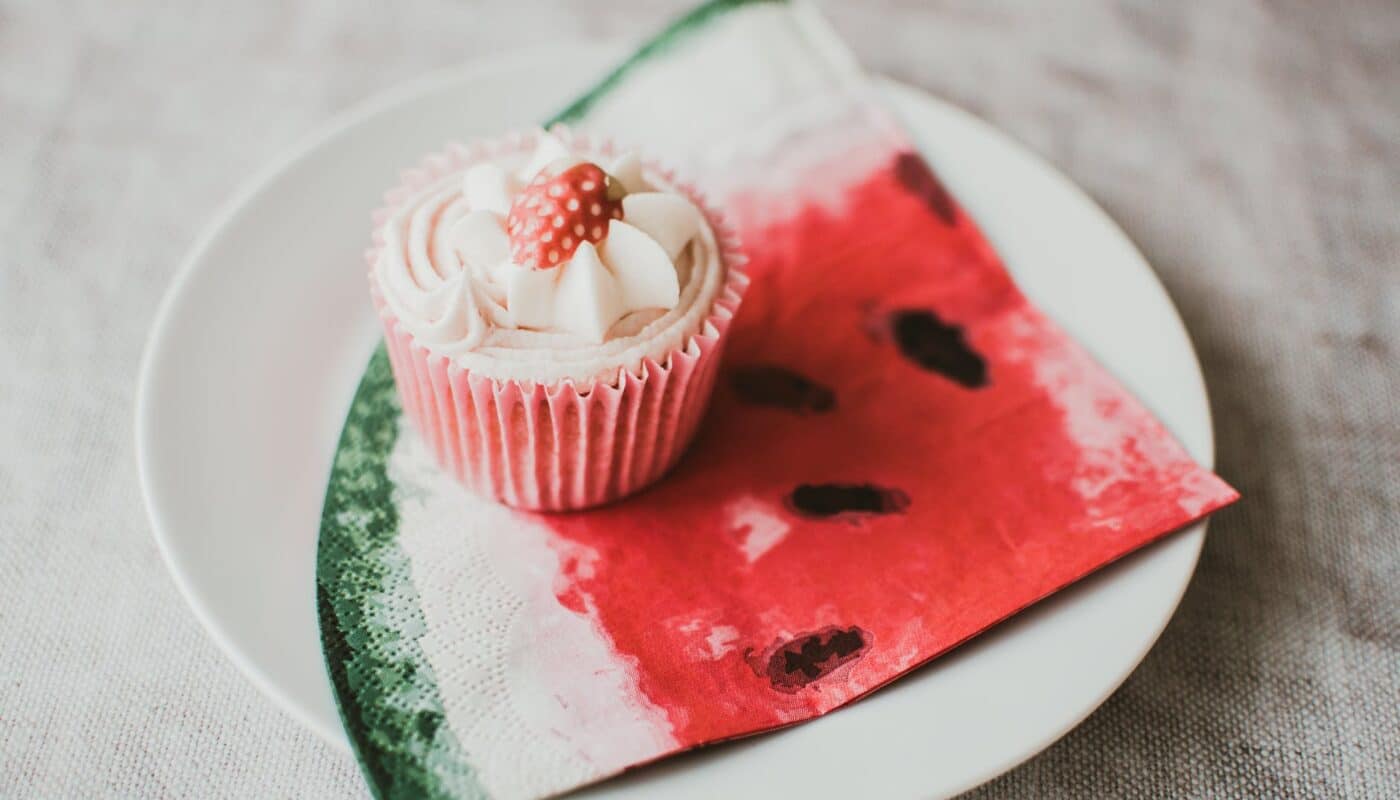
369,128 -> 746,511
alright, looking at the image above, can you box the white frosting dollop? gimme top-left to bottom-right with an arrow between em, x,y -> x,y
374,131 -> 725,385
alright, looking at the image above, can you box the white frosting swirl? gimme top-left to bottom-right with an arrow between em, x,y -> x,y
374,131 -> 725,386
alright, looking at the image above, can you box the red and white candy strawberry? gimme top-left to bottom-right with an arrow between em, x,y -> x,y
507,162 -> 626,269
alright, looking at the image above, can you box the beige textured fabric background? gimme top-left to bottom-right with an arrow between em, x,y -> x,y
2,1 -> 1396,797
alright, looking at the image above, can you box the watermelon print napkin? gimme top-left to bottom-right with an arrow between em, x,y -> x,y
317,2 -> 1239,798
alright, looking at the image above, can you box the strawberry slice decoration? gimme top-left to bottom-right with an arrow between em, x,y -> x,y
507,162 -> 626,269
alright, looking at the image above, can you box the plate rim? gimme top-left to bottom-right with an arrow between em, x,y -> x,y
136,43 -> 1215,796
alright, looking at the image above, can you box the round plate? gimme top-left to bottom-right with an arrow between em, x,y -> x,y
137,44 -> 1213,799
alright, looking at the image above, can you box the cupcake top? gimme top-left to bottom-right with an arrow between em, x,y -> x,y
373,129 -> 728,386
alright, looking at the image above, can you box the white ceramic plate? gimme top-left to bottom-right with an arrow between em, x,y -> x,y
137,44 -> 1214,799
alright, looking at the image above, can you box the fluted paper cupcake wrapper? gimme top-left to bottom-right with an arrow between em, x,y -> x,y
369,129 -> 748,510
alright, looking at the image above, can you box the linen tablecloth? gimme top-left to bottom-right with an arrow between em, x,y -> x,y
2,1 -> 1395,797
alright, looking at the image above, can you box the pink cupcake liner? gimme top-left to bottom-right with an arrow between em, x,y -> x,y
368,129 -> 748,511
